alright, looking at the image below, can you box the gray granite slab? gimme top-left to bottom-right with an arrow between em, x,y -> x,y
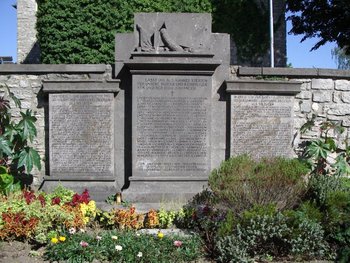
132,75 -> 211,179
230,94 -> 295,159
49,93 -> 114,177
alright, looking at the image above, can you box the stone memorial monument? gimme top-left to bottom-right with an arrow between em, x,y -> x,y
41,13 -> 299,205
115,13 -> 230,204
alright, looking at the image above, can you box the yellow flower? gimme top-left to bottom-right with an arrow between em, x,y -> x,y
111,235 -> 118,240
83,216 -> 90,224
51,237 -> 59,244
157,232 -> 164,239
59,236 -> 66,242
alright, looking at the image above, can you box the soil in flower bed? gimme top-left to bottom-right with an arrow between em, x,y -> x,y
0,240 -> 47,263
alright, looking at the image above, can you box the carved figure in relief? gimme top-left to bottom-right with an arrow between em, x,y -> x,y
135,23 -> 194,52
136,24 -> 154,52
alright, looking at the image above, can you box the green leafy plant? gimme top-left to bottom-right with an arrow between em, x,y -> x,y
0,166 -> 20,196
209,155 -> 308,214
0,86 -> 41,179
158,208 -> 177,229
300,117 -> 350,177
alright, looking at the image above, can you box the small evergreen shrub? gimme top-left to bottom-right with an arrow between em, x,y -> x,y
307,174 -> 344,206
289,218 -> 328,258
324,190 -> 350,246
215,205 -> 329,262
216,233 -> 252,263
209,155 -> 309,214
216,209 -> 290,262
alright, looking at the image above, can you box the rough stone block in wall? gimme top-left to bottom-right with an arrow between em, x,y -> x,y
312,91 -> 332,102
342,118 -> 350,127
341,92 -> 350,103
333,91 -> 342,103
293,100 -> 300,111
335,80 -> 350,91
333,91 -> 350,104
311,103 -> 325,115
311,79 -> 334,90
300,100 -> 311,113
295,90 -> 311,99
327,104 -> 350,115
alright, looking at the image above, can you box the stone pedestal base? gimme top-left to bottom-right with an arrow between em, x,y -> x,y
122,179 -> 208,205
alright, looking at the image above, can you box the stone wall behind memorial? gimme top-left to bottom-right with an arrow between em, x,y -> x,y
1,64 -> 350,188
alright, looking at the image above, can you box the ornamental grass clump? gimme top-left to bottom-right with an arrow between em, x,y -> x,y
209,155 -> 309,214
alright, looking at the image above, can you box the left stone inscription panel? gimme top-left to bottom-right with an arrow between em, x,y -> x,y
49,93 -> 114,176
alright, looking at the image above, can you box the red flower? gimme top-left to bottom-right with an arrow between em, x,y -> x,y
51,197 -> 61,205
68,189 -> 90,206
38,194 -> 46,207
22,190 -> 36,205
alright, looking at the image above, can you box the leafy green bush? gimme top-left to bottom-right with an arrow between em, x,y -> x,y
216,233 -> 252,263
45,230 -> 203,262
209,155 -> 308,214
324,190 -> 350,243
307,173 -> 344,206
286,207 -> 329,258
215,205 -> 329,262
36,0 -> 273,64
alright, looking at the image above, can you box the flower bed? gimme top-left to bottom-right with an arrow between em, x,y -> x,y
0,154 -> 349,263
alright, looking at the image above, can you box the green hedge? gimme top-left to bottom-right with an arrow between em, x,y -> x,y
37,0 -> 270,64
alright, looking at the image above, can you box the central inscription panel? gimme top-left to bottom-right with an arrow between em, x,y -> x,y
231,95 -> 294,159
133,75 -> 211,178
49,93 -> 114,177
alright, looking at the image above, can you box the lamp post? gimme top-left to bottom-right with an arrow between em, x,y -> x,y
269,0 -> 274,67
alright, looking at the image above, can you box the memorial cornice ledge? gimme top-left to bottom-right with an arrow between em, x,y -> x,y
42,79 -> 120,93
0,64 -> 107,74
43,175 -> 116,181
225,79 -> 302,95
124,53 -> 221,75
129,176 -> 209,181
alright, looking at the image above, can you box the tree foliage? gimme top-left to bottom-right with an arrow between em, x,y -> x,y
332,47 -> 350,70
211,0 -> 270,65
287,0 -> 350,55
37,0 -> 273,64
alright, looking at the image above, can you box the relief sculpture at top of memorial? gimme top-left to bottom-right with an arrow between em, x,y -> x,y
135,22 -> 202,53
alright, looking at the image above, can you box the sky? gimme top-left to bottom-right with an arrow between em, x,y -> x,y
0,0 -> 338,69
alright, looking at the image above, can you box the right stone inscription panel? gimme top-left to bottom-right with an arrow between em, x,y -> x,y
231,95 -> 294,159
133,75 -> 211,178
